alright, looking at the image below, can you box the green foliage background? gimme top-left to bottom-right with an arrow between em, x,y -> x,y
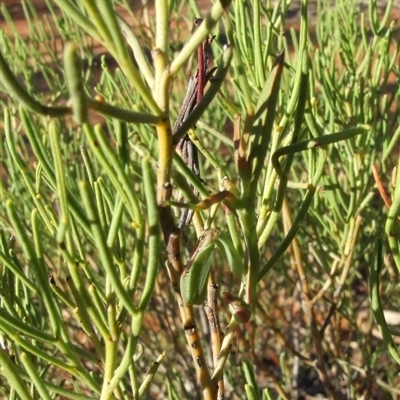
0,0 -> 399,399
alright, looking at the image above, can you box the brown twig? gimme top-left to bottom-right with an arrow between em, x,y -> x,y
372,164 -> 391,208
204,278 -> 224,398
166,229 -> 217,399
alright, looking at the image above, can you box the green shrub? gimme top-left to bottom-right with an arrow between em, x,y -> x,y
1,0 -> 399,399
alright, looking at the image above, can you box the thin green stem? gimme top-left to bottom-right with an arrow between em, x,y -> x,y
78,180 -> 139,318
0,52 -> 69,117
369,239 -> 400,364
385,155 -> 400,272
0,348 -> 32,400
259,147 -> 327,280
139,156 -> 160,309
20,353 -> 52,400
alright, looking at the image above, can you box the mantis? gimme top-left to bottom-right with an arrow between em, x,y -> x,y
172,18 -> 216,229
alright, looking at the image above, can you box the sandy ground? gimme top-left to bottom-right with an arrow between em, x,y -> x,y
1,0 -> 398,82
1,0 -> 398,74
2,0 -> 399,40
